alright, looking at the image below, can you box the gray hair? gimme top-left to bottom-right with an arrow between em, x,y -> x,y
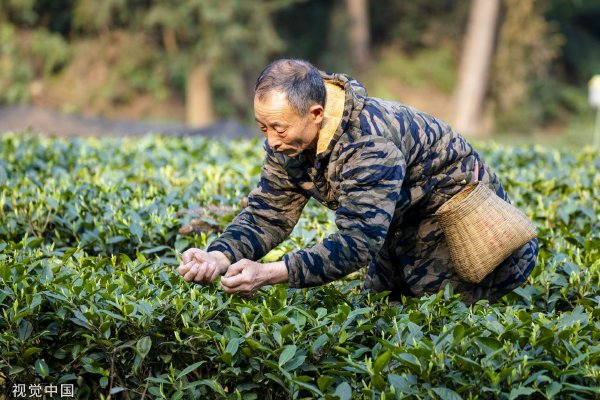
254,59 -> 326,116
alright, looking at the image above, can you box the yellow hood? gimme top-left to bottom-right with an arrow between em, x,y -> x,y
316,80 -> 346,155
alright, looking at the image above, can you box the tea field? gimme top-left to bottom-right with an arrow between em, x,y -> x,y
0,133 -> 598,399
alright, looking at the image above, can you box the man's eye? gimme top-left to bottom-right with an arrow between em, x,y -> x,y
276,129 -> 287,135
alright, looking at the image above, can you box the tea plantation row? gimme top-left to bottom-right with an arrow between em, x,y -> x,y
0,133 -> 598,399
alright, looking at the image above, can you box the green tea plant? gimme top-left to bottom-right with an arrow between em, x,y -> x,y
0,133 -> 598,399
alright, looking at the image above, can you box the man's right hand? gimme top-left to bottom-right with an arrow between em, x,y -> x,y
177,248 -> 231,284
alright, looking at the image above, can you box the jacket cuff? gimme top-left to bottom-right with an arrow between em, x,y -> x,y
283,253 -> 303,288
206,241 -> 240,265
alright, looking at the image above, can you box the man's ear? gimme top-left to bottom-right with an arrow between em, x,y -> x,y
309,104 -> 324,124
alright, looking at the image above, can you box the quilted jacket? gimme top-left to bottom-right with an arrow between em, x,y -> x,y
207,71 -> 498,289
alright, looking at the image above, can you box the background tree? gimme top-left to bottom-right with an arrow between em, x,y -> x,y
0,0 -> 72,104
490,0 -> 563,132
142,0 -> 292,127
70,0 -> 291,127
0,0 -> 598,135
453,0 -> 500,137
345,0 -> 370,72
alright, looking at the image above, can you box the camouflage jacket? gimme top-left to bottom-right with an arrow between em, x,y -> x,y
207,71 -> 482,288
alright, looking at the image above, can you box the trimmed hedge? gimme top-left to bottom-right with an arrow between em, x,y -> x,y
0,134 -> 598,399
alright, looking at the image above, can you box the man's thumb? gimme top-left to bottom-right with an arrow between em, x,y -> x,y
192,250 -> 208,263
224,262 -> 244,278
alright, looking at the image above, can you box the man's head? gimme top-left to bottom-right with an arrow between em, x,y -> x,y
254,59 -> 326,157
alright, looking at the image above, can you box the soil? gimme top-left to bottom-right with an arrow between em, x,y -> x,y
0,105 -> 256,139
177,200 -> 247,236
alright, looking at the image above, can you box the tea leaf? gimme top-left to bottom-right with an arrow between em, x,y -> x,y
136,336 -> 152,359
279,345 -> 297,367
334,382 -> 352,400
176,361 -> 206,380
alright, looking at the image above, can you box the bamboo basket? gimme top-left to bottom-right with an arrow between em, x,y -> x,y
434,182 -> 537,283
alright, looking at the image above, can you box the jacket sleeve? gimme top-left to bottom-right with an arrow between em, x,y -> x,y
284,137 -> 405,287
206,142 -> 310,263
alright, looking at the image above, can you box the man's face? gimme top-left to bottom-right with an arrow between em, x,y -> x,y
254,91 -> 323,157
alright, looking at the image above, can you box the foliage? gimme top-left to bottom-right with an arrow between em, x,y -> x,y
0,0 -> 292,119
0,22 -> 71,105
71,0 -> 292,93
30,28 -> 72,78
490,0 -> 600,131
545,0 -> 600,84
0,133 -> 599,399
0,0 -> 599,127
0,23 -> 32,104
272,0 -> 335,65
369,0 -> 469,53
491,0 -> 565,131
136,0 -> 293,121
80,32 -> 169,106
371,46 -> 456,94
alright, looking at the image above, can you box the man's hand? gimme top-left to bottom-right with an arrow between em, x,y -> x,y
220,259 -> 288,295
177,248 -> 230,284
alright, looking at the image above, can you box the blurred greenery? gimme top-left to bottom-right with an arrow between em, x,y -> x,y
0,0 -> 598,137
546,0 -> 600,83
374,46 -> 456,93
0,23 -> 31,104
369,0 -> 469,52
494,113 -> 598,150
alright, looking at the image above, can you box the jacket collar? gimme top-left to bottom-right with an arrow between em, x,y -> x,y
316,81 -> 345,155
315,71 -> 367,160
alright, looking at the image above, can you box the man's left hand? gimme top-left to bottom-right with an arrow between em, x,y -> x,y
220,259 -> 267,296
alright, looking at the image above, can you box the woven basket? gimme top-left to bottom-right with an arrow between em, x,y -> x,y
434,182 -> 537,283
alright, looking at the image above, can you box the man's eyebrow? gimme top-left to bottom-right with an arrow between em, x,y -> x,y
254,118 -> 287,128
271,121 -> 290,129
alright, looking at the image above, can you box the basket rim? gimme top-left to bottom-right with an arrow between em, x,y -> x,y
434,182 -> 483,218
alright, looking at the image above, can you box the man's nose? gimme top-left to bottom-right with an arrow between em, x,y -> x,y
267,134 -> 281,151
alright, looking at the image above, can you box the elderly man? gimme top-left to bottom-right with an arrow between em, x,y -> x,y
177,59 -> 538,305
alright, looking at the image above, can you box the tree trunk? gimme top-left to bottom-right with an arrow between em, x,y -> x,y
162,28 -> 178,55
453,0 -> 500,137
345,0 -> 370,71
186,63 -> 215,127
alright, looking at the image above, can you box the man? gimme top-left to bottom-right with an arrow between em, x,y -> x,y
177,59 -> 538,305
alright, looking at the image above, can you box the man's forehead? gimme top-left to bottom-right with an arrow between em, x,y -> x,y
254,91 -> 296,118
254,90 -> 289,107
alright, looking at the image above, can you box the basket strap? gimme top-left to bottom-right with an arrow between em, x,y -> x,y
472,159 -> 479,183
457,158 -> 480,186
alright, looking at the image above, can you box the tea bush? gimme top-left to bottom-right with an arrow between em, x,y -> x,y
0,133 -> 598,399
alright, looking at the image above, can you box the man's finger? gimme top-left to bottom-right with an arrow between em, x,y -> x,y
181,249 -> 192,264
181,248 -> 198,264
222,284 -> 256,297
221,284 -> 234,293
178,260 -> 194,276
221,272 -> 247,289
192,250 -> 208,263
208,263 -> 221,282
222,281 -> 249,293
224,262 -> 245,278
183,262 -> 199,281
193,262 -> 210,283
